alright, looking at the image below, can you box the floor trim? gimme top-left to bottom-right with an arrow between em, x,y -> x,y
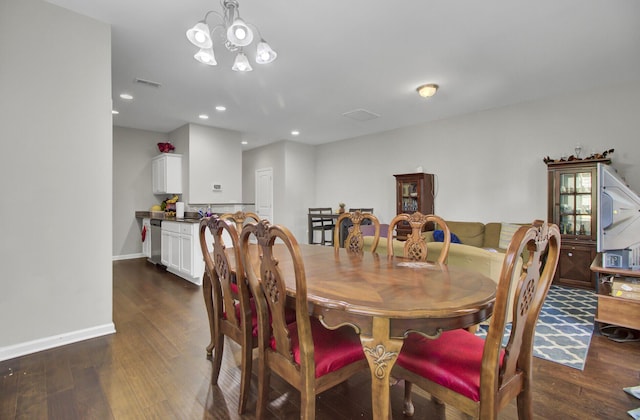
0,323 -> 116,362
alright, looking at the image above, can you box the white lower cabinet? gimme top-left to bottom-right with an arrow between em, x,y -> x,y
161,221 -> 204,285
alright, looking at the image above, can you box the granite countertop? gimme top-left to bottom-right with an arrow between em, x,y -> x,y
135,211 -> 202,223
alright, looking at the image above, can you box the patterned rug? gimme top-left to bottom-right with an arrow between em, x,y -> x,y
475,285 -> 597,370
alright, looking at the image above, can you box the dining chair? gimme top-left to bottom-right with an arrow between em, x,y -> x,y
334,210 -> 381,254
239,220 -> 369,420
199,215 -> 257,414
220,210 -> 260,233
309,207 -> 335,246
387,212 -> 451,263
393,220 -> 561,419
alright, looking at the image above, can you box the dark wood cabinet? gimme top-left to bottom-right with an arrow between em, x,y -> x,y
394,173 -> 435,240
546,158 -> 610,289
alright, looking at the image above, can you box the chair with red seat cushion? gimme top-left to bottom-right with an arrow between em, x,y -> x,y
393,220 -> 561,419
239,220 -> 369,419
199,215 -> 256,414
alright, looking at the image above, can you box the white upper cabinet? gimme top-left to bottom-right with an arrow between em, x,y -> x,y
152,153 -> 182,194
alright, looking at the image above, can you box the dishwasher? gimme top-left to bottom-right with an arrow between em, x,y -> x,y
148,219 -> 163,265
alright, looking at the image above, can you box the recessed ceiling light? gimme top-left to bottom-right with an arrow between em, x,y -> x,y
291,130 -> 300,136
119,93 -> 133,100
199,114 -> 209,119
112,110 -> 119,115
241,141 -> 248,145
416,84 -> 439,98
215,105 -> 227,111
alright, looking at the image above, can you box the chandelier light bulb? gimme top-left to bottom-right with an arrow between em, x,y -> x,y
227,18 -> 253,46
194,47 -> 217,66
186,21 -> 213,49
235,27 -> 246,40
255,40 -> 277,64
232,51 -> 253,72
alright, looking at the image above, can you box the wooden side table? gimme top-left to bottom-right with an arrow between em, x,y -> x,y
590,254 -> 640,331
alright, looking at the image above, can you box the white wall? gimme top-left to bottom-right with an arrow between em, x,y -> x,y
313,81 -> 640,225
112,126 -> 169,257
187,124 -> 242,205
0,0 -> 114,359
284,141 -> 317,241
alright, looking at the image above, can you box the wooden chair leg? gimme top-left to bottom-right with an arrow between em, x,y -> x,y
403,381 -> 415,416
300,389 -> 316,420
211,332 -> 224,385
516,383 -> 534,420
237,334 -> 253,414
256,361 -> 270,420
202,271 -> 215,357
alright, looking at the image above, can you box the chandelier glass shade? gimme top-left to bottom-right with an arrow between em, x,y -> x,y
186,0 -> 277,72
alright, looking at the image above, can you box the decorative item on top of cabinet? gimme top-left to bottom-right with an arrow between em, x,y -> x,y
394,173 -> 435,240
152,153 -> 182,194
546,157 -> 611,289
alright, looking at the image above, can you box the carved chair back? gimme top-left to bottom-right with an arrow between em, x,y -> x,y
387,212 -> 451,263
334,210 -> 381,254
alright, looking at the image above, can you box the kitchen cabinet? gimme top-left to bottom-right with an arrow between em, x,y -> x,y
161,221 -> 204,285
394,172 -> 435,240
152,153 -> 182,194
546,158 -> 610,289
142,218 -> 151,258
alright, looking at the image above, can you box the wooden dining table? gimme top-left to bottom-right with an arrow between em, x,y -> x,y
225,243 -> 497,419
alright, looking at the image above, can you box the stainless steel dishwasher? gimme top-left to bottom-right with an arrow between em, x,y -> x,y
148,219 -> 163,265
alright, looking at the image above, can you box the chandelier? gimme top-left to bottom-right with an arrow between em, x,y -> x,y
186,0 -> 277,72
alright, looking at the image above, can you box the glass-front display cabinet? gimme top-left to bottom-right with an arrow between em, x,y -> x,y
547,158 -> 611,289
394,173 -> 435,240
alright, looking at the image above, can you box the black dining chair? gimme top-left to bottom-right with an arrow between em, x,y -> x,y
309,207 -> 335,246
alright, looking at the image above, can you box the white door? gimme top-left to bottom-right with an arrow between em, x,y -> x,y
255,168 -> 273,222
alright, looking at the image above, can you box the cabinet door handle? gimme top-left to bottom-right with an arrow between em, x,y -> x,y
568,252 -> 573,257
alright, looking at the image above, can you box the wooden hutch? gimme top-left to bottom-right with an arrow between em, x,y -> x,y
394,173 -> 435,240
546,158 -> 611,289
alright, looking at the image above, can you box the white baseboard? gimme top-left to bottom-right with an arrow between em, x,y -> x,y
0,323 -> 116,362
113,253 -> 145,261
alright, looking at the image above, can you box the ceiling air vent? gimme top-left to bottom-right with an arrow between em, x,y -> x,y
342,108 -> 380,122
134,77 -> 162,88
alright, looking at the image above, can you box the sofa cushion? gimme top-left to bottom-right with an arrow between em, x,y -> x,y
498,223 -> 521,249
437,221 -> 485,247
483,222 -> 503,249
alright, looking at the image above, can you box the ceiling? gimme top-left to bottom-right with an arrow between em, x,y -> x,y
46,0 -> 640,150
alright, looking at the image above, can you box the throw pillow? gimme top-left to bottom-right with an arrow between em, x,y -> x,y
433,230 -> 462,244
498,223 -> 521,249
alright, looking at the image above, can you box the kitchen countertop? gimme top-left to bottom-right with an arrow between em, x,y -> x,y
135,211 -> 202,223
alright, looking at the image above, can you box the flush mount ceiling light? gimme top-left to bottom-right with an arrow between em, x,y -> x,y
416,84 -> 439,98
186,0 -> 277,72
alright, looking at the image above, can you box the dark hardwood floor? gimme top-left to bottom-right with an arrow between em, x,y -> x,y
2,258 -> 640,419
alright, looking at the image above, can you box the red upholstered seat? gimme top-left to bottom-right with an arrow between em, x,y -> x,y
271,317 -> 365,378
225,297 -> 296,338
240,220 -> 370,419
392,221 -> 561,419
398,330 -> 504,402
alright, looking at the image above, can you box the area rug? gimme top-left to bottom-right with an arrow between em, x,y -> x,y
475,285 -> 597,370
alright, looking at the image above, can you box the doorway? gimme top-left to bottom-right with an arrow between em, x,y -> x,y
255,168 -> 273,223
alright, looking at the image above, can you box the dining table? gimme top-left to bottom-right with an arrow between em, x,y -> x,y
232,243 -> 497,420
